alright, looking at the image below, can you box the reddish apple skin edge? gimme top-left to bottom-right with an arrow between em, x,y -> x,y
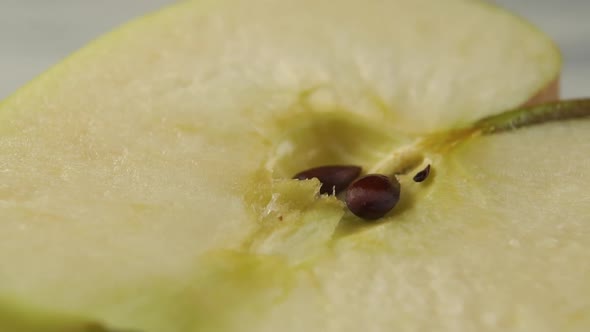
524,78 -> 560,106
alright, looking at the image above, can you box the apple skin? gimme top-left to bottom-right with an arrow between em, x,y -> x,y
524,78 -> 559,106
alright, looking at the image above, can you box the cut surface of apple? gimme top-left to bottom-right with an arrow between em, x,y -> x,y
1,0 -> 588,331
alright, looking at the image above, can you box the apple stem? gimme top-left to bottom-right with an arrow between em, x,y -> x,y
474,98 -> 590,134
370,99 -> 590,176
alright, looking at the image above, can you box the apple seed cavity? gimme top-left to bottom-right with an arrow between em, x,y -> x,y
293,165 -> 362,195
413,164 -> 431,183
345,174 -> 401,220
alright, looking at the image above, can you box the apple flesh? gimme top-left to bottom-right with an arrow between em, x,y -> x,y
0,0 -> 587,331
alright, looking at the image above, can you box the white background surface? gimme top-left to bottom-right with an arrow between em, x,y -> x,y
0,0 -> 588,99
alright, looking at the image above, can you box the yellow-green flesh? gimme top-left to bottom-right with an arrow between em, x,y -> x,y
1,0 -> 586,331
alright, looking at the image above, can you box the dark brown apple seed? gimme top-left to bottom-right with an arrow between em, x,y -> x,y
345,174 -> 400,220
293,165 -> 362,195
413,164 -> 431,183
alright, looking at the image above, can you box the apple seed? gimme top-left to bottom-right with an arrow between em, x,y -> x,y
293,165 -> 362,195
346,174 -> 401,220
413,164 -> 431,183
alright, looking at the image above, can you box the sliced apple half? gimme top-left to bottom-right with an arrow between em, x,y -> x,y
0,0 -> 588,331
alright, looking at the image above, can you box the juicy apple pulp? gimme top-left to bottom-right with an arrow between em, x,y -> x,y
0,0 -> 588,331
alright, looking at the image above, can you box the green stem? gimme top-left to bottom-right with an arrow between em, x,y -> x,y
370,99 -> 590,174
418,98 -> 590,155
474,98 -> 590,134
